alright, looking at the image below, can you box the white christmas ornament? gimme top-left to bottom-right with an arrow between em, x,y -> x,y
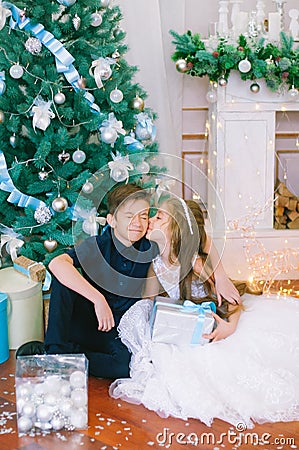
136,160 -> 150,174
22,402 -> 36,418
54,92 -> 66,104
34,205 -> 52,224
36,404 -> 53,422
100,126 -> 118,145
9,64 -> 24,79
72,149 -> 86,164
238,59 -> 252,73
206,90 -> 217,103
82,181 -> 94,194
70,370 -> 86,389
71,389 -> 87,408
70,409 -> 87,429
60,398 -> 74,416
91,12 -> 102,27
51,416 -> 65,431
18,416 -> 33,433
110,88 -> 123,103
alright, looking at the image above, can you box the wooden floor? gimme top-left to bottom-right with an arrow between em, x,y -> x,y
0,355 -> 298,449
1,282 -> 299,450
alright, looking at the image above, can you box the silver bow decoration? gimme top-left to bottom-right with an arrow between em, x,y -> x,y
108,151 -> 134,183
134,112 -> 154,133
0,224 -> 24,266
89,57 -> 115,88
31,96 -> 55,132
0,1 -> 11,30
73,207 -> 106,236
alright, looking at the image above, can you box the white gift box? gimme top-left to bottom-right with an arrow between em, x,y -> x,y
150,296 -> 216,346
15,354 -> 88,435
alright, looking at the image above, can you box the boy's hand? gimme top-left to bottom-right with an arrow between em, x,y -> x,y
94,298 -> 115,332
203,312 -> 236,342
215,275 -> 241,306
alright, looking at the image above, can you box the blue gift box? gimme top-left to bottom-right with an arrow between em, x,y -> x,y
150,296 -> 216,346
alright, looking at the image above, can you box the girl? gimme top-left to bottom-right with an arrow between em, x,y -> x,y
110,196 -> 299,428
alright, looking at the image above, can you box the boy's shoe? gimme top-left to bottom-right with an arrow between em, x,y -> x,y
16,340 -> 46,358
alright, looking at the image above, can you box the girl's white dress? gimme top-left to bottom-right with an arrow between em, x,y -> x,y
109,255 -> 299,428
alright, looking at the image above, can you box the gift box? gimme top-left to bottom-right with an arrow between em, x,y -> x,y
14,255 -> 46,283
150,296 -> 216,346
15,354 -> 88,435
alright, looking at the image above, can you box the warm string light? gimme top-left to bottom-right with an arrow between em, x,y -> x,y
228,197 -> 299,293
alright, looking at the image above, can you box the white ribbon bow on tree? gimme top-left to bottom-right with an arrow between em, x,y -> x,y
31,96 -> 55,132
108,151 -> 134,183
73,207 -> 106,236
0,1 -> 11,30
0,225 -> 24,266
89,57 -> 115,88
100,112 -> 126,136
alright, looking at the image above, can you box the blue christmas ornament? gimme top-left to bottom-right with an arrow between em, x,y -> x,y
0,72 -> 6,96
57,0 -> 76,6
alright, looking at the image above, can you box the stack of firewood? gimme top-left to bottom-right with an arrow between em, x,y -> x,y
274,182 -> 299,229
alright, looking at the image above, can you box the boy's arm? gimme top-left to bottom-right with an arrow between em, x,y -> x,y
204,236 -> 241,306
49,254 -> 114,331
203,304 -> 242,342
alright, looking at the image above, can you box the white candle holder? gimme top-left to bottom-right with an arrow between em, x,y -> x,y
273,0 -> 287,31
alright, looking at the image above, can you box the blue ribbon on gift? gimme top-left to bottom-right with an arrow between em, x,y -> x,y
183,300 -> 216,344
0,150 -> 46,210
151,298 -> 216,344
4,2 -> 100,113
13,260 -> 52,299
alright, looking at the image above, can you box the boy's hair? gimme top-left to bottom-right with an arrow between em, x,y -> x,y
107,183 -> 149,215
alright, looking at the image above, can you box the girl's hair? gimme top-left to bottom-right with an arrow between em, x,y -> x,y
163,197 -> 241,317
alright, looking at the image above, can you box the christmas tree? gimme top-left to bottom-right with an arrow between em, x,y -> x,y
0,0 -> 158,265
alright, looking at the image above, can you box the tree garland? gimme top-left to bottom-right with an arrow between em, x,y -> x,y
171,30 -> 299,94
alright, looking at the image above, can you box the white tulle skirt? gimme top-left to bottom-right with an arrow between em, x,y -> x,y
109,294 -> 299,428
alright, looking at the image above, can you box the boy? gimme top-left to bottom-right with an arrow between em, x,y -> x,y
18,184 -> 158,379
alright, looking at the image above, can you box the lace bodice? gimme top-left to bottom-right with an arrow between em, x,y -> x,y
152,254 -> 206,300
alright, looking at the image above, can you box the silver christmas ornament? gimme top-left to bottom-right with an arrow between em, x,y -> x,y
72,149 -> 86,164
44,238 -> 58,252
38,168 -> 49,180
110,166 -> 128,182
54,92 -> 66,104
99,0 -> 110,7
72,14 -> 81,30
218,76 -> 227,87
25,37 -> 42,55
0,78 -> 6,96
238,59 -> 252,73
136,161 -> 150,174
289,85 -> 299,99
100,127 -> 118,144
113,27 -> 123,38
52,196 -> 68,212
91,12 -> 102,27
135,123 -> 151,140
0,110 -> 4,123
9,133 -> 17,148
129,95 -> 144,111
82,181 -> 94,194
58,151 -> 70,164
34,205 -> 52,224
250,82 -> 260,93
175,59 -> 188,73
109,88 -> 123,103
9,64 -> 24,79
206,90 -> 217,103
112,49 -> 120,61
99,64 -> 112,81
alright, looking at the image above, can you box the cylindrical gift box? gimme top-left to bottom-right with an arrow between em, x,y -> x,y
0,292 -> 9,363
0,267 -> 44,349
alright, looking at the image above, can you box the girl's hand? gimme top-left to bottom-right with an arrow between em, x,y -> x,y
203,312 -> 237,342
215,275 -> 241,306
94,297 -> 115,332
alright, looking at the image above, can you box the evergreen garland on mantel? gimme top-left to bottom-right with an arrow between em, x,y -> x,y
171,30 -> 299,94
